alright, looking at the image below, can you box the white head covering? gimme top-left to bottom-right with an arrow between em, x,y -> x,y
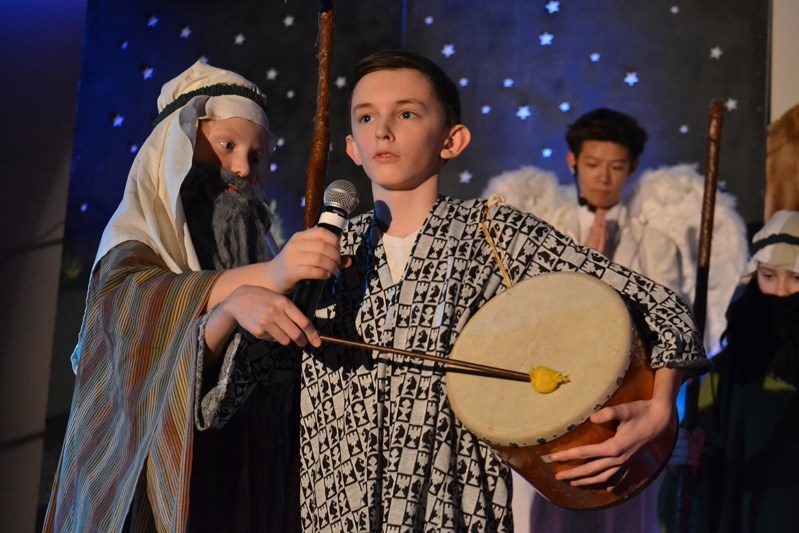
742,210 -> 799,282
94,60 -> 275,273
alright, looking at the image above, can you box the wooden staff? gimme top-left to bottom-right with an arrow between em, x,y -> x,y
675,99 -> 725,532
303,0 -> 335,229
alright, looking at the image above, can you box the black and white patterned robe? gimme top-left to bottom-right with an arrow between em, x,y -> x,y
201,196 -> 708,532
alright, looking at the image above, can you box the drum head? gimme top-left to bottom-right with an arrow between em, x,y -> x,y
447,272 -> 633,446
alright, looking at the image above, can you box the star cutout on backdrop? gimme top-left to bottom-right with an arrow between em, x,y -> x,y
624,72 -> 639,86
199,55 -> 209,63
725,98 -> 738,111
559,101 -> 570,112
425,16 -> 434,25
542,148 -> 553,158
283,15 -> 295,27
270,163 -> 278,172
441,44 -> 455,58
287,90 -> 295,99
335,76 -> 347,89
481,105 -> 492,114
299,196 -> 306,208
670,6 -> 680,14
147,15 -> 159,27
459,170 -> 473,184
459,78 -> 468,87
679,124 -> 689,134
276,138 -> 285,147
710,46 -> 723,59
112,114 -> 124,127
234,33 -> 246,45
266,68 -> 278,80
516,106 -> 531,120
142,67 -> 154,79
129,144 -> 139,154
545,1 -> 560,14
539,32 -> 554,46
590,52 -> 601,62
180,26 -> 191,39
120,40 -> 129,50
503,78 -> 514,88
80,203 -> 88,213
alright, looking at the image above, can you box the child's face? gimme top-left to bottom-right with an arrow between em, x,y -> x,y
757,263 -> 799,296
345,68 -> 458,193
194,117 -> 270,186
567,141 -> 635,209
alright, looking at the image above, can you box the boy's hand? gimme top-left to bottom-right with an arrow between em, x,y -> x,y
219,284 -> 321,348
264,227 -> 347,294
546,396 -> 676,491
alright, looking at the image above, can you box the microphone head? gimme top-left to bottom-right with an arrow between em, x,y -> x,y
324,179 -> 360,215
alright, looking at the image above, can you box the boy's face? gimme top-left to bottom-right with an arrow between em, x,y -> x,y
194,117 -> 271,186
567,141 -> 635,209
757,263 -> 799,296
345,68 -> 460,193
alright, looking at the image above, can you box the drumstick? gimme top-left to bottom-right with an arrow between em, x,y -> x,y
319,335 -> 530,382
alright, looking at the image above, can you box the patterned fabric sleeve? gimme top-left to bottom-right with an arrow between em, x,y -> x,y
194,326 -> 300,429
488,203 -> 709,373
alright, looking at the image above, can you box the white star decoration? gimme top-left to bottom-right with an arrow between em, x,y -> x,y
335,76 -> 347,89
120,40 -> 129,50
270,163 -> 278,172
539,32 -> 554,46
725,98 -> 738,111
516,106 -> 531,120
710,46 -> 723,59
199,55 -> 209,64
112,114 -> 124,127
129,144 -> 139,154
142,67 -> 154,80
283,15 -> 295,27
671,6 -> 680,14
276,138 -> 286,147
542,148 -> 553,158
147,15 -> 159,27
624,72 -> 640,86
234,33 -> 246,45
459,170 -> 473,184
425,16 -> 434,25
459,78 -> 469,87
590,52 -> 601,62
559,101 -> 571,112
545,1 -> 560,14
287,90 -> 295,99
441,44 -> 455,58
503,78 -> 514,88
481,105 -> 492,114
266,68 -> 278,80
679,125 -> 689,134
180,26 -> 191,39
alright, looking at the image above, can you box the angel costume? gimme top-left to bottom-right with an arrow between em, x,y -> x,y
201,196 -> 709,532
44,61 -> 286,532
483,165 -> 747,532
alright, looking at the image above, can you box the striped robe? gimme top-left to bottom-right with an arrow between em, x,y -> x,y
204,196 -> 710,532
43,241 -> 221,532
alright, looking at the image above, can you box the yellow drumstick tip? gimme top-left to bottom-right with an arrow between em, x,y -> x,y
529,366 -> 570,394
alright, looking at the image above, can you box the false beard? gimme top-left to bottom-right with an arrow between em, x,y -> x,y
180,161 -> 273,270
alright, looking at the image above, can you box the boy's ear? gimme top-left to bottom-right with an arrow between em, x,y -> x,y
566,152 -> 577,174
440,124 -> 471,161
345,134 -> 363,166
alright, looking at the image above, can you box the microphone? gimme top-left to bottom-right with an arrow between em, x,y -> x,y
292,179 -> 360,317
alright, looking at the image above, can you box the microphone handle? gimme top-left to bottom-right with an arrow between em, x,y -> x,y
292,208 -> 347,318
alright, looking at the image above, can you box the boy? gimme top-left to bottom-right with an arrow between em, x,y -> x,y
44,61 -> 341,532
203,51 -> 708,531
